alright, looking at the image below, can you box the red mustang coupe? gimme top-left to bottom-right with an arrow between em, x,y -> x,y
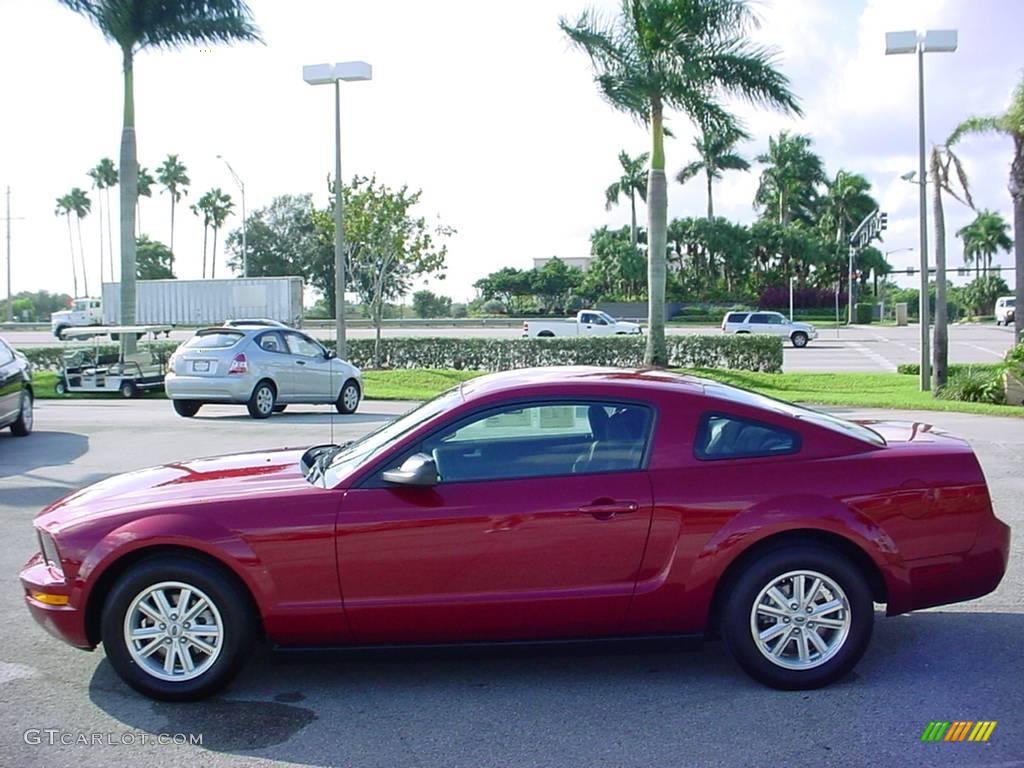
21,367 -> 1010,700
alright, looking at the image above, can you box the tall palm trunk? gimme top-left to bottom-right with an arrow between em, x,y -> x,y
76,215 -> 89,297
201,223 -> 208,279
66,214 -> 79,298
1012,139 -> 1024,341
169,196 -> 177,272
120,46 -> 139,353
96,192 -> 105,283
705,169 -> 714,220
211,226 -> 218,278
645,99 -> 668,366
629,193 -> 638,247
932,160 -> 949,389
106,187 -> 114,282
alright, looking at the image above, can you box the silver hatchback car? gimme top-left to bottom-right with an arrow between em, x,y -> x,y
165,327 -> 362,419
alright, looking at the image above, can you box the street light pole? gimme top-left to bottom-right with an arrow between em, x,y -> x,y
303,61 -> 372,360
886,29 -> 957,392
217,155 -> 247,277
5,187 -> 11,323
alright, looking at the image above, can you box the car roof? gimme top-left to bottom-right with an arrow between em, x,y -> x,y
459,366 -> 706,401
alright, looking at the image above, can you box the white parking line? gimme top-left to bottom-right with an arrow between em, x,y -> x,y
959,343 -> 1005,359
849,341 -> 898,372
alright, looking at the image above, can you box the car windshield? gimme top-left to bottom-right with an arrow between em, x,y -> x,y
183,330 -> 244,349
702,382 -> 886,447
320,386 -> 464,486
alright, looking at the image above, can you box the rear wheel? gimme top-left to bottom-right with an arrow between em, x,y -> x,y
54,325 -> 68,340
11,390 -> 33,436
538,331 -> 555,337
172,400 -> 201,418
247,381 -> 276,419
99,556 -> 256,701
55,381 -> 67,396
336,379 -> 361,414
721,545 -> 873,690
120,381 -> 137,399
791,332 -> 808,348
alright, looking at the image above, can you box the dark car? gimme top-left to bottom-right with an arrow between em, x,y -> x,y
20,367 -> 1010,701
0,336 -> 33,436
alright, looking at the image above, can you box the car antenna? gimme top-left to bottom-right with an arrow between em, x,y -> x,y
329,340 -> 336,447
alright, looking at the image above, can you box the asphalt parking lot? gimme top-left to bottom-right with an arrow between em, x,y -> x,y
1,399 -> 1022,768
4,322 -> 1018,373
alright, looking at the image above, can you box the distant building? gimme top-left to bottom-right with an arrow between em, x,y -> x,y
533,256 -> 592,272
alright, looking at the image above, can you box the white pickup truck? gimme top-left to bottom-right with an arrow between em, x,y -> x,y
523,310 -> 642,338
51,297 -> 103,338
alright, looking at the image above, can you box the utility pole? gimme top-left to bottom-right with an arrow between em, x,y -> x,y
5,187 -> 11,322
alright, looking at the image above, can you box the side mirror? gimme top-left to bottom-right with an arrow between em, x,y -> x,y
382,453 -> 438,487
324,349 -> 336,360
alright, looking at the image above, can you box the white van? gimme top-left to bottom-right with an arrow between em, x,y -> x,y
995,296 -> 1016,326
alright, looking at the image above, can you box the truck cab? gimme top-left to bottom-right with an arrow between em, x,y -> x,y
51,298 -> 103,338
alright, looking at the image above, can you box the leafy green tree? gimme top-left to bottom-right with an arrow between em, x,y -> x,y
87,157 -> 117,282
0,290 -> 73,322
412,289 -> 452,318
226,194 -> 324,281
531,258 -> 584,313
561,0 -> 800,364
957,209 -> 1013,279
58,0 -> 261,350
156,153 -> 191,267
54,194 -> 79,298
605,150 -> 649,246
819,171 -> 876,245
755,132 -> 826,225
582,226 -> 646,300
474,267 -> 535,313
961,275 -> 1010,317
135,235 -> 174,279
137,165 -> 155,234
675,124 -> 750,220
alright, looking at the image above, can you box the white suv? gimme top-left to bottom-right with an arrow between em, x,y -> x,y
721,311 -> 817,348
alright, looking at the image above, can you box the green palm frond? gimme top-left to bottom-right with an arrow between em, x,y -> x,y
675,160 -> 704,184
948,115 -> 1001,145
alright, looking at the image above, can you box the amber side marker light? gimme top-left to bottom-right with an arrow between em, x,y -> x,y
31,592 -> 69,606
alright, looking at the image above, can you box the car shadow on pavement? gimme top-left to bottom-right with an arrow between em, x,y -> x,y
0,430 -> 89,480
190,412 -> 394,427
86,610 -> 1024,766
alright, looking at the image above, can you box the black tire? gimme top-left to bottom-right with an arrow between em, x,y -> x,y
736,330 -> 750,334
538,331 -> 555,337
172,399 -> 201,418
272,404 -> 288,413
721,545 -> 873,690
335,379 -> 361,414
247,380 -> 276,419
54,325 -> 68,340
55,381 -> 67,396
120,381 -> 137,399
11,390 -> 33,436
99,556 -> 256,701
791,332 -> 808,348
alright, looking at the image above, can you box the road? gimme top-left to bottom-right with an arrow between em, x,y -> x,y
3,323 -> 1018,373
1,399 -> 1021,768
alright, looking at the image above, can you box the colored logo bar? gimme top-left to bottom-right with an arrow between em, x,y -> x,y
921,721 -> 997,742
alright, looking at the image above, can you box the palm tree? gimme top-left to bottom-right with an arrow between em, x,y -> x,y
57,1 -> 261,349
137,166 -> 155,236
54,195 -> 79,298
605,150 -> 649,246
957,210 -> 1013,279
819,171 -> 877,245
929,144 -> 974,389
949,75 -> 1024,340
87,157 -> 117,282
67,188 -> 92,297
561,0 -> 800,364
156,153 -> 191,268
755,131 -> 826,225
192,193 -> 214,279
206,188 -> 234,279
676,124 -> 750,220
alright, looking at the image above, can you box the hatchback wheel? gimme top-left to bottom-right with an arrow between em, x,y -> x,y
336,379 -> 361,414
172,400 -> 202,418
11,390 -> 33,436
721,545 -> 873,690
791,332 -> 808,348
247,381 -> 276,419
100,556 -> 255,701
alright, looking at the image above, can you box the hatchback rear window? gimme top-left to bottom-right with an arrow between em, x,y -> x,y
183,330 -> 244,349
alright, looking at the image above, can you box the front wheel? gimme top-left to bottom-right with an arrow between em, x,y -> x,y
791,332 -> 808,348
55,381 -> 67,396
336,379 -> 361,414
11,390 -> 33,436
721,545 -> 873,690
120,381 -> 137,399
99,556 -> 256,701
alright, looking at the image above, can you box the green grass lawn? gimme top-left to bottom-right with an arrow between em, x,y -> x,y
31,367 -> 1022,417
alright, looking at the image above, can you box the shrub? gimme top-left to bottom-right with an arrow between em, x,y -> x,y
481,299 -> 506,315
855,303 -> 874,324
321,334 -> 783,373
936,367 -> 1005,404
19,341 -> 180,371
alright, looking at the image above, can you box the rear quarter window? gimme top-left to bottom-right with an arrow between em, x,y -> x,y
183,331 -> 244,349
726,312 -> 749,323
695,413 -> 801,460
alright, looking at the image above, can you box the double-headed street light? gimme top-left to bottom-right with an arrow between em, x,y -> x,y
217,155 -> 247,277
885,29 -> 957,392
302,60 -> 372,359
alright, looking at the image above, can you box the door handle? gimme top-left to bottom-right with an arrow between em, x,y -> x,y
295,360 -> 306,365
577,501 -> 638,519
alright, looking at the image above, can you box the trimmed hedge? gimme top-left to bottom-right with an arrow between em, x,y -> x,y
17,334 -> 784,375
325,335 -> 783,373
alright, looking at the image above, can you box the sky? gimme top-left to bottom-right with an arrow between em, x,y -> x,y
0,0 -> 1021,305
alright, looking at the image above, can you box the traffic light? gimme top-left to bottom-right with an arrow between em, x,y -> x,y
879,212 -> 888,231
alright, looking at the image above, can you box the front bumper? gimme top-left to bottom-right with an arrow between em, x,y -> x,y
164,372 -> 254,402
19,553 -> 92,650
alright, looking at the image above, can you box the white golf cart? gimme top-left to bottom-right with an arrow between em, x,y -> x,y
55,325 -> 172,399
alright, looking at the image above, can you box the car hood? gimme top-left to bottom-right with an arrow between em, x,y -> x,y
36,448 -> 310,532
792,322 -> 815,330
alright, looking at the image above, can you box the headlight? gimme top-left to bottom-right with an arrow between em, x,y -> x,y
38,530 -> 64,575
